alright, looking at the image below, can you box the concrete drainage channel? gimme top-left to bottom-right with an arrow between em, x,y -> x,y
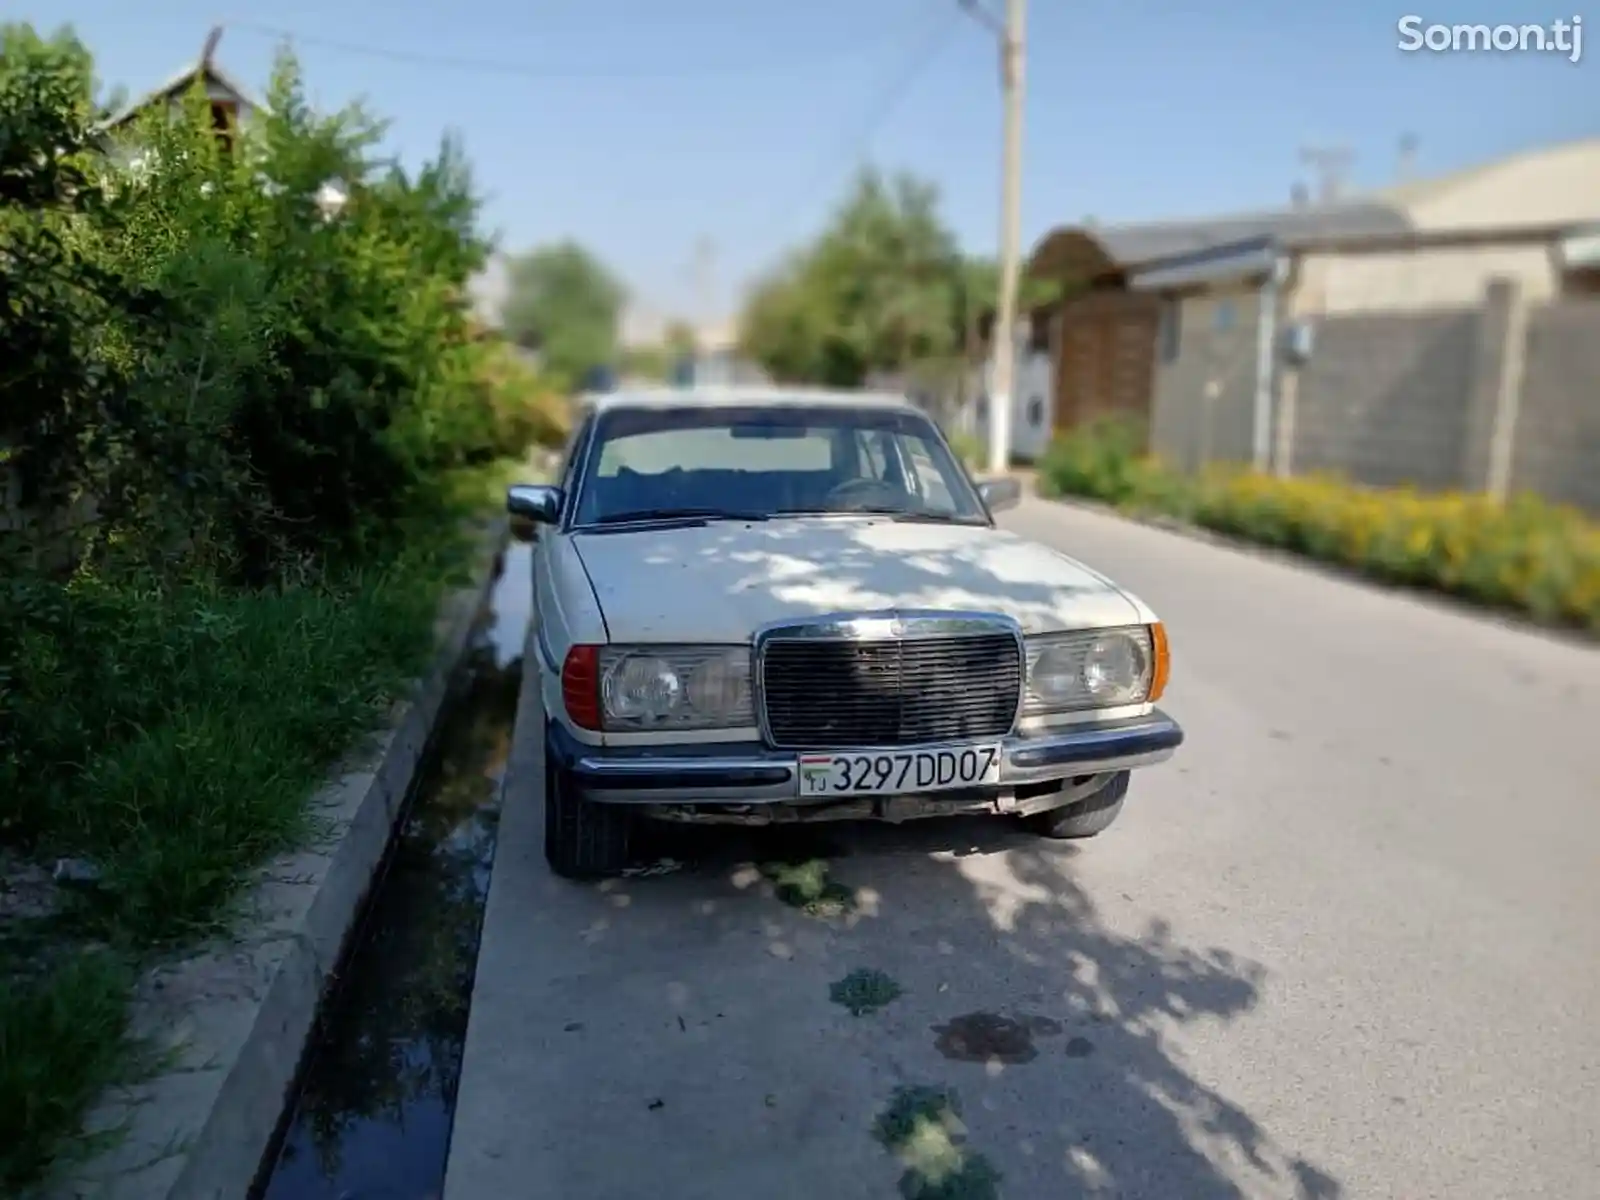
250,543 -> 533,1200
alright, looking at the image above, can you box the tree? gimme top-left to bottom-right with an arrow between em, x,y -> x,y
737,168 -> 965,388
737,168 -> 1078,394
499,241 -> 625,389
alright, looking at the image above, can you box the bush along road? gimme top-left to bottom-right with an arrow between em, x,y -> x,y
1034,418 -> 1600,635
0,25 -> 567,1195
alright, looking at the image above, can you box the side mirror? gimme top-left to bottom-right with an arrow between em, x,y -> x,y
977,476 -> 1021,514
507,484 -> 562,538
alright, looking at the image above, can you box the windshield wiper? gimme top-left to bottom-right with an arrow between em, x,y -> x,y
776,506 -> 982,525
589,507 -> 771,526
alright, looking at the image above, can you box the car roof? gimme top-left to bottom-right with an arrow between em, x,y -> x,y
579,386 -> 925,416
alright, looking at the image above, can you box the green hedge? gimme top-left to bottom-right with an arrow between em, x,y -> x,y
1037,418 -> 1600,632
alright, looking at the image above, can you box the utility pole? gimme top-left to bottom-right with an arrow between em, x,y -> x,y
691,236 -> 715,333
961,0 -> 1026,475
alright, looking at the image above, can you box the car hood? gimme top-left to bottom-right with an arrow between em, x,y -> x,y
571,516 -> 1142,642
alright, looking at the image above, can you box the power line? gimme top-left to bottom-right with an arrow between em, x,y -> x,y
772,8 -> 962,239
223,17 -> 917,80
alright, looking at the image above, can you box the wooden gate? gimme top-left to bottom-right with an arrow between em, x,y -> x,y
1053,291 -> 1159,442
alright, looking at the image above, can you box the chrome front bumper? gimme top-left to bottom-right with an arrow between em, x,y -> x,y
547,711 -> 1183,808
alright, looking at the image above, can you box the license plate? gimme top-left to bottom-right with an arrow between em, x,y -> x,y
797,745 -> 1003,798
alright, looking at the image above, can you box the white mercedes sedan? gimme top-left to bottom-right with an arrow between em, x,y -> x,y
508,387 -> 1184,879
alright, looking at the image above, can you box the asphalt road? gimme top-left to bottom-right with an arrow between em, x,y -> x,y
444,495 -> 1600,1200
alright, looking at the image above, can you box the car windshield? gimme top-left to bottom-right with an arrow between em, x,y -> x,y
571,403 -> 989,527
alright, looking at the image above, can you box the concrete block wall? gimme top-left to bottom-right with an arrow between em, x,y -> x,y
1274,280 -> 1600,512
1511,297 -> 1600,512
1148,289 -> 1262,473
1289,310 -> 1480,491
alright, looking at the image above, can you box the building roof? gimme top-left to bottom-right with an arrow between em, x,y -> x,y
95,34 -> 265,135
1124,218 -> 1595,292
1091,200 -> 1415,267
581,387 -> 920,415
1377,134 -> 1600,209
1029,199 -> 1414,285
1034,135 -> 1600,286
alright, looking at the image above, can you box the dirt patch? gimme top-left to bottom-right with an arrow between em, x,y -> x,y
0,851 -> 69,994
932,1011 -> 1063,1064
0,850 -> 63,926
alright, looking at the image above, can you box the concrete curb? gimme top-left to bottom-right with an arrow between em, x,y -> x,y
1034,488 -> 1597,648
53,518 -> 511,1200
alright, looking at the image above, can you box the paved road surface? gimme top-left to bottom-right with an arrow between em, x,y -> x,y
445,496 -> 1600,1200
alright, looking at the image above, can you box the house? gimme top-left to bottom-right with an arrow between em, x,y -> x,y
96,28 -> 262,157
963,136 -> 1600,499
94,27 -> 347,214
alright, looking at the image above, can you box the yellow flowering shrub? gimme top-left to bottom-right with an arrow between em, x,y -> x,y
1039,421 -> 1600,632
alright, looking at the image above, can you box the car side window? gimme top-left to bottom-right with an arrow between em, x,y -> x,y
893,433 -> 959,514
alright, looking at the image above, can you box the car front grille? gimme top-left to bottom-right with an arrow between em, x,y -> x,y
759,631 -> 1022,749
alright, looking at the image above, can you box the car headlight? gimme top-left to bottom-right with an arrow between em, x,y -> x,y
598,645 -> 753,730
1023,625 -> 1155,714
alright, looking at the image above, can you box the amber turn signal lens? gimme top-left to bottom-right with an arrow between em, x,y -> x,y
1147,622 -> 1170,702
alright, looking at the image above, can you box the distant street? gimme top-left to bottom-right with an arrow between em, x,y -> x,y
445,495 -> 1600,1200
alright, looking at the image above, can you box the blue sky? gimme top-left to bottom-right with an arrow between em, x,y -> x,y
35,0 -> 1597,327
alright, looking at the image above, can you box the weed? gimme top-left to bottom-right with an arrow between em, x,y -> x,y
872,1085 -> 1001,1200
830,968 -> 904,1016
760,859 -> 856,917
0,948 -> 135,1193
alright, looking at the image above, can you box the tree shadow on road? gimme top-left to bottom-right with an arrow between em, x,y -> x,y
642,815 -> 1343,1200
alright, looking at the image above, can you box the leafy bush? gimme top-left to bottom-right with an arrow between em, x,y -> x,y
1038,421 -> 1600,632
0,24 -> 568,1187
1036,417 -> 1197,516
2,29 -> 564,584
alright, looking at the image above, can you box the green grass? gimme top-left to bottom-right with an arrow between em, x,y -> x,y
0,945 -> 137,1190
872,1085 -> 1001,1200
0,462 -> 518,1195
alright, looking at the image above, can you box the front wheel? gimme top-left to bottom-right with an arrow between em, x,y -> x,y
544,723 -> 633,879
1023,771 -> 1130,840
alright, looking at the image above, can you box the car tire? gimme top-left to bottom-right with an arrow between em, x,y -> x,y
543,723 -> 632,879
1023,771 -> 1130,840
